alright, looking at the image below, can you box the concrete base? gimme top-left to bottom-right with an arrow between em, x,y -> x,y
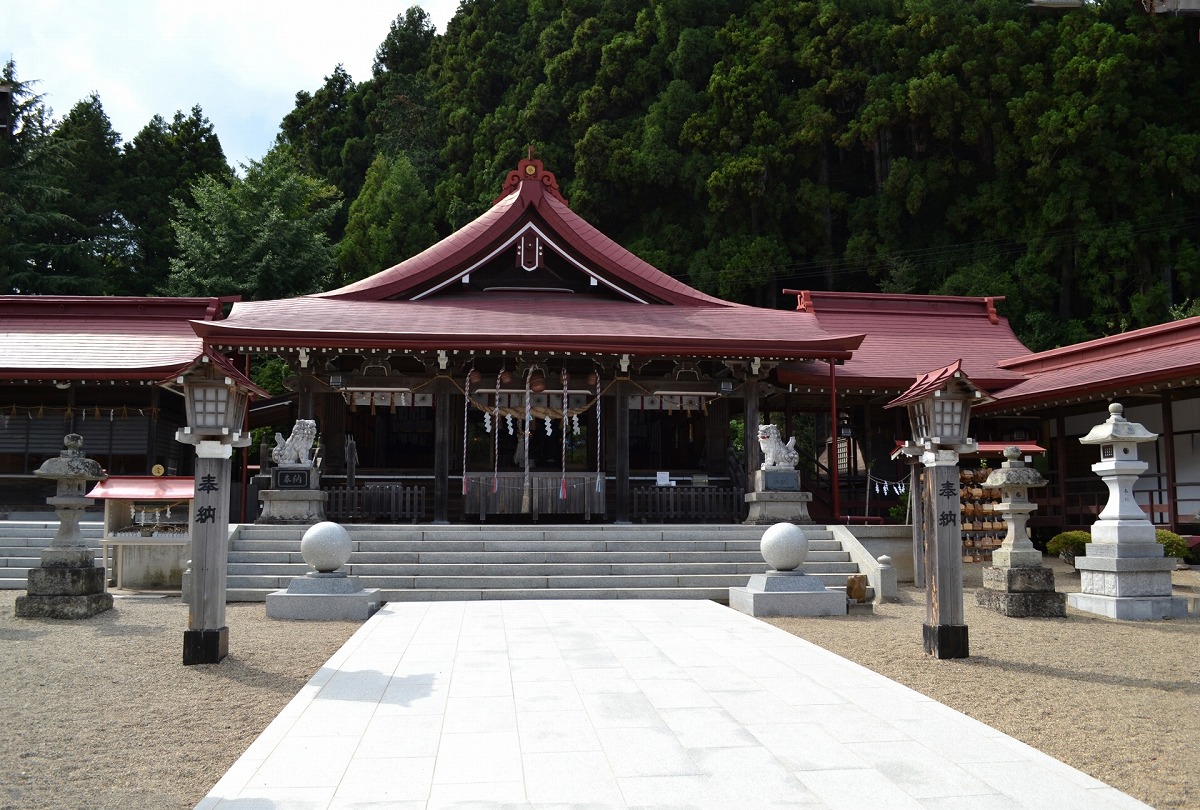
15,591 -> 113,619
16,561 -> 113,619
1070,546 -> 1188,619
1067,592 -> 1189,620
257,489 -> 327,525
976,566 -> 1066,618
267,573 -> 381,621
743,491 -> 813,525
728,570 -> 846,617
184,627 -> 229,665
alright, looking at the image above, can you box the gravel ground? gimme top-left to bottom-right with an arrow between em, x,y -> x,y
1,559 -> 1197,810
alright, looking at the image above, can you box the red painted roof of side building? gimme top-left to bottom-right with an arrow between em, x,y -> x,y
775,291 -> 1032,391
0,296 -> 268,395
980,315 -> 1200,413
0,296 -> 225,380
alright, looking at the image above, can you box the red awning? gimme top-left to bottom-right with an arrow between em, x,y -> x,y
86,476 -> 194,500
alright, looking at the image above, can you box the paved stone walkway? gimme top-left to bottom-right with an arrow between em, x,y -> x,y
198,599 -> 1149,809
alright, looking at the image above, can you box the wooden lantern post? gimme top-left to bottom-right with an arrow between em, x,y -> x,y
888,360 -> 991,659
175,364 -> 252,665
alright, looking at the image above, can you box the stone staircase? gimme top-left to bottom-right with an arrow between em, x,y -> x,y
226,524 -> 873,604
0,521 -> 105,589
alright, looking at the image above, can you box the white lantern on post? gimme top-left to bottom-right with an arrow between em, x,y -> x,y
175,361 -> 256,665
888,360 -> 991,659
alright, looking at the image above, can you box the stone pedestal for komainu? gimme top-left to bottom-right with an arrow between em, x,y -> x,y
257,419 -> 328,524
744,424 -> 813,525
15,434 -> 114,619
1067,403 -> 1188,621
266,521 -> 380,621
729,522 -> 846,616
975,446 -> 1066,618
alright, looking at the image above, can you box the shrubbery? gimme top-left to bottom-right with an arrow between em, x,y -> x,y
1047,528 -> 1192,564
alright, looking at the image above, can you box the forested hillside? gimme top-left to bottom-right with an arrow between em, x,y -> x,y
4,0 -> 1199,350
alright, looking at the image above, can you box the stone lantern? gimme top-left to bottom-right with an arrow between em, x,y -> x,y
176,364 -> 253,664
15,434 -> 113,618
888,360 -> 990,659
975,447 -> 1065,617
1068,403 -> 1188,620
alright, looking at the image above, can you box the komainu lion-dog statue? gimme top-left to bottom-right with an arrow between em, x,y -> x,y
757,423 -> 799,470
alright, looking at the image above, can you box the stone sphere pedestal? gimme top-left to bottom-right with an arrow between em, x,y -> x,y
267,522 -> 380,621
729,523 -> 846,617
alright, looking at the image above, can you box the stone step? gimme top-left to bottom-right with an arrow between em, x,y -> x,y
223,549 -> 851,566
226,582 -> 875,604
228,538 -> 843,555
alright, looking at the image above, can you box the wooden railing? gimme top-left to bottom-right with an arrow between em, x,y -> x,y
325,484 -> 427,523
631,485 -> 744,524
463,472 -> 605,521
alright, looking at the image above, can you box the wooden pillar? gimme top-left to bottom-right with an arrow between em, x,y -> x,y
146,387 -> 160,473
184,448 -> 231,665
433,386 -> 451,523
705,398 -> 726,476
1161,391 -> 1177,532
910,460 -> 925,589
297,375 -> 315,421
828,360 -> 840,521
744,377 -> 760,484
615,389 -> 630,523
322,392 -> 346,476
1055,410 -> 1069,524
922,451 -> 967,659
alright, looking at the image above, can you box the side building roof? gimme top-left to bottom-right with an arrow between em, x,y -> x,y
981,315 -> 1200,414
775,291 -> 1032,393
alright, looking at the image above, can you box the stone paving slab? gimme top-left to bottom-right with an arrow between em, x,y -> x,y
197,600 -> 1151,810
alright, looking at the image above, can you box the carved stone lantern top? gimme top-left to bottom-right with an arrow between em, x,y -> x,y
1079,403 -> 1157,447
983,446 -> 1046,489
35,434 -> 107,482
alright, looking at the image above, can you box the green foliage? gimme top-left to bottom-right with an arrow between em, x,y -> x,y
120,106 -> 230,295
9,1 -> 1200,333
251,356 -> 292,396
1155,529 -> 1189,561
888,490 -> 910,525
1046,530 -> 1091,563
0,60 -> 79,294
337,153 -> 437,284
165,147 -> 340,300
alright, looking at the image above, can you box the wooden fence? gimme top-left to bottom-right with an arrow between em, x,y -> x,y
631,485 -> 744,524
463,472 -> 605,521
324,484 -> 427,523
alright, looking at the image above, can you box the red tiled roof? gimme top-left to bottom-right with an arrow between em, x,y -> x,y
0,297 -> 226,381
201,157 -> 865,359
196,293 -> 864,359
981,316 -> 1200,412
318,157 -> 730,308
776,291 -> 1031,391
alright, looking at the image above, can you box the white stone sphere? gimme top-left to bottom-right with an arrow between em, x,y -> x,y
300,521 -> 352,573
760,522 -> 809,571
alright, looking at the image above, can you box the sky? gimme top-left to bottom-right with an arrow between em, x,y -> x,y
3,1 -> 459,168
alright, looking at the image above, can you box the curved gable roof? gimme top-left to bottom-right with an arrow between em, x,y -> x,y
318,157 -> 727,308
